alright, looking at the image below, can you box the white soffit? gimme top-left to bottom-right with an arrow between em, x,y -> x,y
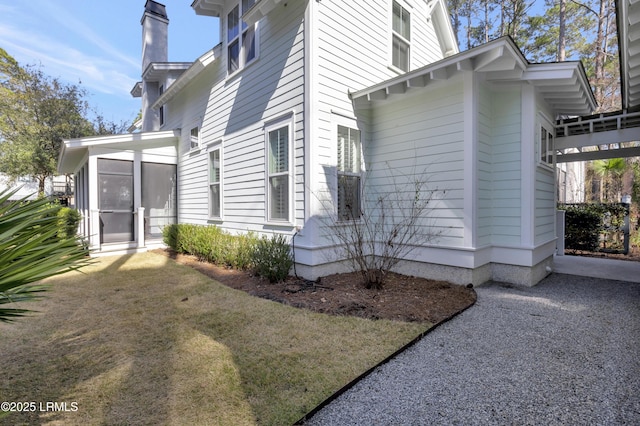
351,37 -> 595,116
618,0 -> 640,109
191,0 -> 225,17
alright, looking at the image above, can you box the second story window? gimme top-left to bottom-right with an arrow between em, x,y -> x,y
158,84 -> 165,126
190,126 -> 200,149
227,0 -> 257,74
392,1 -> 410,72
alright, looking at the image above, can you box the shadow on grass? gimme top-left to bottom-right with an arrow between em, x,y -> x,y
0,253 -> 426,426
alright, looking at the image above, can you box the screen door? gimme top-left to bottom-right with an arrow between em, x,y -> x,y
98,159 -> 134,243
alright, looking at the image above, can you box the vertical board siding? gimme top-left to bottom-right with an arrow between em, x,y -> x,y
476,83 -> 493,247
367,77 -> 466,247
490,89 -> 522,245
169,1 -> 306,233
535,166 -> 556,244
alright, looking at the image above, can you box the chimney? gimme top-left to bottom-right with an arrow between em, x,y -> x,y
141,0 -> 169,131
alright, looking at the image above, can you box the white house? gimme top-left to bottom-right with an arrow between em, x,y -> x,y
58,0 -> 596,286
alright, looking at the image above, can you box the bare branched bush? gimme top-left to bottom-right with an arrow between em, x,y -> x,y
319,165 -> 444,289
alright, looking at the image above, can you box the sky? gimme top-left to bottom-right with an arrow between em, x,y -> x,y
0,0 -> 220,126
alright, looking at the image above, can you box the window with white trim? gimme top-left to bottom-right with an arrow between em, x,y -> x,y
190,126 -> 200,149
539,124 -> 554,166
159,84 -> 165,126
209,148 -> 222,219
267,124 -> 290,221
392,1 -> 410,72
337,125 -> 362,220
227,0 -> 257,75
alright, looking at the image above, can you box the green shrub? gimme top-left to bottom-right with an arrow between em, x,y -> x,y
162,224 -> 259,270
252,234 -> 293,283
162,224 -> 292,280
559,203 -> 629,253
57,207 -> 82,240
563,206 -> 601,252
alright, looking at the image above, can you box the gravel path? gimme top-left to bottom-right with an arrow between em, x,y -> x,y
302,273 -> 640,425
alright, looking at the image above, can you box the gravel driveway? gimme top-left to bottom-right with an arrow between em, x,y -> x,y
302,273 -> 640,425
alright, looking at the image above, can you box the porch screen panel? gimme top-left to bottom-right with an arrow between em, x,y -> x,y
141,162 -> 177,239
98,159 -> 134,243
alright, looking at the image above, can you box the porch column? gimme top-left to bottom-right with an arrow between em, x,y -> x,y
137,207 -> 146,249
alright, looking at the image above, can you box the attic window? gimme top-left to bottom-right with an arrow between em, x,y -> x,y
392,1 -> 410,72
227,0 -> 258,74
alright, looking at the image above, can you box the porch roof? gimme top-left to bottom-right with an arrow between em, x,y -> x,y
350,37 -> 596,117
58,130 -> 180,174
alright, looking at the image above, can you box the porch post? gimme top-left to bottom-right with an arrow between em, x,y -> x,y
137,207 -> 146,249
90,209 -> 101,251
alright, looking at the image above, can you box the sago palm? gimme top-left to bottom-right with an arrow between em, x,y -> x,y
0,187 -> 89,322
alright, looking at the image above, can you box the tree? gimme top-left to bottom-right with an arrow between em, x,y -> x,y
0,187 -> 89,322
591,158 -> 627,202
0,49 -> 126,194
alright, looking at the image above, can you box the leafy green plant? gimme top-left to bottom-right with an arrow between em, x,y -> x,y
251,234 -> 293,283
57,206 -> 82,240
162,223 -> 259,270
559,203 -> 630,253
0,188 -> 89,322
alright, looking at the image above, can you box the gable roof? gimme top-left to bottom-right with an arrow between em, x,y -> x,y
351,37 -> 597,117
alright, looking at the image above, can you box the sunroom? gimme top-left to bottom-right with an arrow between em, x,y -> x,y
58,131 -> 179,255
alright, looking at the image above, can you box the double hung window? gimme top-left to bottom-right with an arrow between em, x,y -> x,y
267,125 -> 290,222
227,0 -> 257,74
209,149 -> 222,219
337,126 -> 362,220
392,1 -> 411,72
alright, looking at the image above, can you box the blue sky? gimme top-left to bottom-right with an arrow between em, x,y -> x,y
0,0 -> 220,126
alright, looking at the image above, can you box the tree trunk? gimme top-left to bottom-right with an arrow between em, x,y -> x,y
558,0 -> 567,61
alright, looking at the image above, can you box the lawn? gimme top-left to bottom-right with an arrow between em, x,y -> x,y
0,252 -> 429,425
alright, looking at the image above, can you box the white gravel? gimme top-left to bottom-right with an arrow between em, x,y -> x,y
301,273 -> 640,425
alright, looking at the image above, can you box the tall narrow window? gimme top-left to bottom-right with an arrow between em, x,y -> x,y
540,125 -> 554,165
228,0 -> 257,74
209,149 -> 222,218
337,125 -> 361,220
158,84 -> 165,126
190,126 -> 200,149
392,1 -> 410,72
267,125 -> 290,221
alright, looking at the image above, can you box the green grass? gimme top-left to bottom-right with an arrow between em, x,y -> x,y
0,252 -> 429,425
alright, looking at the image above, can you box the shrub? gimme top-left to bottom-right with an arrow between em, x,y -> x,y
162,224 -> 259,271
563,206 -> 601,252
251,234 -> 293,283
57,207 -> 82,240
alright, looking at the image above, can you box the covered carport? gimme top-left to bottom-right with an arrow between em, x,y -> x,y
553,0 -> 639,261
555,0 -> 640,163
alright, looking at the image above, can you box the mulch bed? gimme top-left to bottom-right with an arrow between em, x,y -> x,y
154,249 -> 477,324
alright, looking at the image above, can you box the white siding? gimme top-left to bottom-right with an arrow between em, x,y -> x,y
367,76 -> 466,248
476,83 -> 493,247
168,0 -> 306,234
312,0 -> 449,222
491,88 -> 522,246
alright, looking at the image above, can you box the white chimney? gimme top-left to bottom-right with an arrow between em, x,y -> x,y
140,0 -> 168,132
